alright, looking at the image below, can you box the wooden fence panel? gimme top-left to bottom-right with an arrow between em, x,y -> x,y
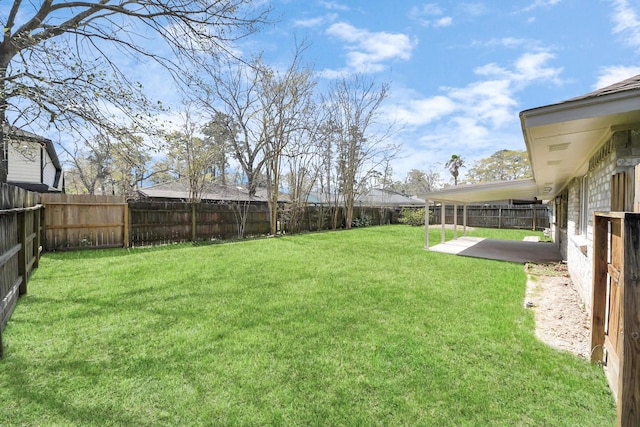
429,205 -> 550,230
592,212 -> 640,426
285,206 -> 399,233
41,194 -> 127,250
0,184 -> 41,358
128,201 -> 270,246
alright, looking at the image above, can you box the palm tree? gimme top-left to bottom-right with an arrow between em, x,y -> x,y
445,154 -> 465,185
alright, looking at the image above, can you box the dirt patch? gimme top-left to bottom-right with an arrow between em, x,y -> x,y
524,262 -> 591,359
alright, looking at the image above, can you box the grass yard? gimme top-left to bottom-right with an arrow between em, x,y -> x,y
0,226 -> 615,426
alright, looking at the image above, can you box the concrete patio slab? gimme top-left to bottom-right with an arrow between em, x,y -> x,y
429,237 -> 562,264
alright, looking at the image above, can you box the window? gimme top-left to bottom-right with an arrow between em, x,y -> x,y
557,191 -> 568,229
579,174 -> 588,235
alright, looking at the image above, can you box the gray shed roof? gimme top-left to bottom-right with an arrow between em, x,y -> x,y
355,188 -> 425,206
138,181 -> 268,202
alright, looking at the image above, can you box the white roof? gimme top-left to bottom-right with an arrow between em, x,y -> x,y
422,179 -> 538,204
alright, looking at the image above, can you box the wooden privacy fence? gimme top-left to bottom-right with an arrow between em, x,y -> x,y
0,184 -> 42,358
128,201 -> 270,246
38,197 -> 403,249
429,205 -> 550,230
282,205 -> 398,233
40,194 -> 127,251
591,212 -> 640,426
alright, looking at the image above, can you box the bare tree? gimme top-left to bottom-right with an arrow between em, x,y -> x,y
323,74 -> 396,229
284,113 -> 325,233
258,49 -> 316,235
397,168 -> 442,196
203,58 -> 267,197
0,0 -> 271,182
164,108 -> 220,202
63,133 -> 160,196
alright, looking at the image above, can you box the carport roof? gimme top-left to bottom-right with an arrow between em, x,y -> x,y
421,178 -> 539,204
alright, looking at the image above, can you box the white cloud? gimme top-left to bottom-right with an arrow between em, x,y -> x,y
610,0 -> 640,50
319,1 -> 350,11
434,17 -> 453,27
594,65 -> 640,89
392,96 -> 457,126
513,50 -> 563,83
520,0 -> 562,13
325,22 -> 417,73
409,3 -> 453,27
293,13 -> 337,28
447,79 -> 516,128
460,3 -> 488,16
472,37 -> 529,49
473,50 -> 563,85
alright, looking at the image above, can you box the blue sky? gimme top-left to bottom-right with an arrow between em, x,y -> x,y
5,0 -> 640,184
224,0 -> 640,182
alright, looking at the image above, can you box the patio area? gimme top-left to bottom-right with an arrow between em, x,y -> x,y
430,236 -> 563,264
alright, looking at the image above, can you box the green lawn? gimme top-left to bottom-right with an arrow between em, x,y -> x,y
0,226 -> 615,426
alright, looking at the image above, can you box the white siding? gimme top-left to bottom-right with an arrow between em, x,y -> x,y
42,151 -> 58,187
7,141 -> 40,182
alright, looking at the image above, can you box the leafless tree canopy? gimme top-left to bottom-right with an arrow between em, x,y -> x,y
0,0 -> 271,182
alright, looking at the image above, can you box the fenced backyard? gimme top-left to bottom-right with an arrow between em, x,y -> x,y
0,226 -> 616,425
36,194 -> 549,251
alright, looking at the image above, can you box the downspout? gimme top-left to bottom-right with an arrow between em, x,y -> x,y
40,144 -> 44,185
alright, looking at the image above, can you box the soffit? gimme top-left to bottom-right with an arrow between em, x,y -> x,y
521,89 -> 640,199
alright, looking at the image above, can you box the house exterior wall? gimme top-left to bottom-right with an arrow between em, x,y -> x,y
7,141 -> 40,183
557,129 -> 640,311
42,150 -> 60,189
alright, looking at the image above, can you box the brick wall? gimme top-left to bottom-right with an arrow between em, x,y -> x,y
559,129 -> 640,311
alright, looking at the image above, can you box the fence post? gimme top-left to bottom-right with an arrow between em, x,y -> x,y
591,214 -> 608,363
498,207 -> 502,229
620,212 -> 640,426
17,210 -> 28,295
124,203 -> 130,248
40,204 -> 46,252
191,202 -> 197,242
34,207 -> 41,268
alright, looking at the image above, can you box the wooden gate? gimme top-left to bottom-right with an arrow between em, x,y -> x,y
592,212 -> 640,426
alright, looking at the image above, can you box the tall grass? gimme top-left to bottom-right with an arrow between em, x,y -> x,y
0,226 -> 615,426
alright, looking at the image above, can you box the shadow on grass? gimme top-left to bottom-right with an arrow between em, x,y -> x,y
3,354 -> 154,426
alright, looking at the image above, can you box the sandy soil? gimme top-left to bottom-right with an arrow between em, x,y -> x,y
524,262 -> 591,359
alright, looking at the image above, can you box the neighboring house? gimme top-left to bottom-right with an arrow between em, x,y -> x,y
137,181 -> 268,203
5,126 -> 64,193
423,74 -> 640,313
355,188 -> 426,208
306,188 -> 425,208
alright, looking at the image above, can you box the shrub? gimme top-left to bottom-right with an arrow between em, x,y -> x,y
351,216 -> 371,228
399,207 -> 426,226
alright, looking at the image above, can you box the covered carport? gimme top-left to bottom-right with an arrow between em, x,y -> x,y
422,178 -> 562,264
